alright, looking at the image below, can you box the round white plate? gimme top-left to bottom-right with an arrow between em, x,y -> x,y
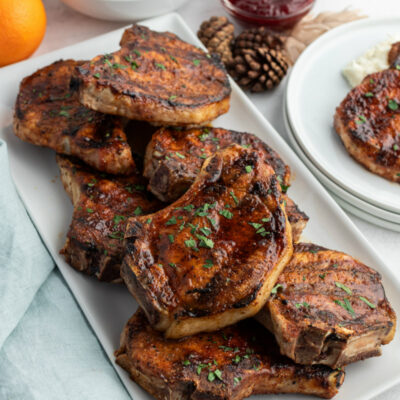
286,17 -> 400,214
330,192 -> 400,233
283,101 -> 400,226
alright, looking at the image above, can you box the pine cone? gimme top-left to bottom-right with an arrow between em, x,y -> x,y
197,16 -> 234,65
234,26 -> 285,55
229,48 -> 289,92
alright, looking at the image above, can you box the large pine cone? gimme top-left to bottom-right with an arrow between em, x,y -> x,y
229,47 -> 289,92
234,26 -> 285,55
197,16 -> 234,65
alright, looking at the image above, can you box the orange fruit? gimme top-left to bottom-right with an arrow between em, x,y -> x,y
0,0 -> 46,67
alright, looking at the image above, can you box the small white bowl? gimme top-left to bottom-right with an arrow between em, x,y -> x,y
61,0 -> 190,21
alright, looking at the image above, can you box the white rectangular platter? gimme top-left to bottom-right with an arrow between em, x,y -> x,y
0,12 -> 399,400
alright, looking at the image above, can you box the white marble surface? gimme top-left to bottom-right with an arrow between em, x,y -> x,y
32,0 -> 400,399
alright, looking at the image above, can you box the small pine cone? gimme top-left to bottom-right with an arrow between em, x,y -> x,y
233,26 -> 285,55
197,16 -> 234,65
229,47 -> 289,92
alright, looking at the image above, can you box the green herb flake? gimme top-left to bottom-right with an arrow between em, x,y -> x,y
388,99 -> 399,111
219,209 -> 233,219
166,216 -> 177,226
185,237 -> 198,251
359,296 -> 376,309
393,144 -> 399,151
334,298 -> 356,317
59,110 -> 69,118
245,165 -> 253,173
175,152 -> 185,159
87,178 -> 97,187
199,227 -> 211,236
370,78 -> 375,84
230,191 -> 239,205
86,208 -> 94,213
134,206 -> 142,216
295,301 -> 310,309
214,369 -> 223,380
195,234 -> 214,249
335,281 -> 352,295
249,222 -> 262,230
93,73 -> 100,79
199,133 -> 209,141
207,216 -> 217,227
168,234 -> 174,243
319,273 -> 326,279
309,249 -> 318,254
169,95 -> 177,101
356,115 -> 367,125
364,92 -> 374,97
203,259 -> 214,269
169,54 -> 178,63
234,376 -> 242,385
193,59 -> 201,66
183,204 -> 195,212
207,371 -> 216,382
112,63 -> 127,70
169,263 -> 176,268
271,283 -> 283,294
155,62 -> 166,70
182,360 -> 191,366
133,49 -> 141,56
146,218 -> 152,224
113,215 -> 125,224
108,231 -> 124,241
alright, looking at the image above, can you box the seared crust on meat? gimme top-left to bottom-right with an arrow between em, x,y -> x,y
57,155 -> 162,282
13,60 -> 135,175
115,309 -> 344,400
283,195 -> 309,242
334,69 -> 400,182
122,144 -> 293,338
257,243 -> 396,368
144,126 -> 290,202
77,25 -> 231,126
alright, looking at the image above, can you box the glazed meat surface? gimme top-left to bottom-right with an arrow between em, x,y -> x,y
122,144 -> 293,338
257,243 -> 396,368
116,309 -> 345,400
334,69 -> 400,182
13,60 -> 135,175
144,126 -> 290,202
77,25 -> 231,126
57,155 -> 162,282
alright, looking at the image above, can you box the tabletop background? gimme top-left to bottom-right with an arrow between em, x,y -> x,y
30,1 -> 400,399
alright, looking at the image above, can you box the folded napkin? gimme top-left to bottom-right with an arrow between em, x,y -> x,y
0,141 -> 129,399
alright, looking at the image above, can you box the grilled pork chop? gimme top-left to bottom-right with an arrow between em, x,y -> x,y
257,243 -> 396,368
57,155 -> 162,282
14,60 -> 135,175
334,69 -> 400,182
144,126 -> 290,202
284,195 -> 309,242
116,309 -> 345,400
122,144 -> 293,338
77,25 -> 231,126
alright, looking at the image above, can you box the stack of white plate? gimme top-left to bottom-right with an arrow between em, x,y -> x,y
284,17 -> 400,232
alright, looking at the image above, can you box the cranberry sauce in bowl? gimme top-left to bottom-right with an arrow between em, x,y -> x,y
221,0 -> 315,29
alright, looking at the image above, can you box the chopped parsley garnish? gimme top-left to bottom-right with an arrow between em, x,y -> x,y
230,191 -> 239,205
393,144 -> 399,151
166,216 -> 177,226
196,234 -> 214,249
199,227 -> 211,236
87,178 -> 97,187
168,234 -> 174,243
219,209 -> 233,219
199,133 -> 209,141
245,165 -> 253,173
232,355 -> 241,364
356,115 -> 367,124
104,250 -> 108,256
169,54 -> 178,63
86,208 -> 94,213
185,237 -> 198,251
108,231 -> 124,240
188,223 -> 198,234
193,59 -> 201,66
169,263 -> 176,268
364,92 -> 374,97
183,204 -> 195,212
169,95 -> 177,101
271,283 -> 283,294
175,152 -> 185,159
93,73 -> 100,79
104,58 -> 112,67
309,249 -> 318,254
332,263 -> 338,268
334,298 -> 356,317
199,153 -> 208,159
203,259 -> 214,269
359,296 -> 376,309
133,206 -> 142,216
197,364 -> 207,375
335,281 -> 352,295
146,218 -> 152,224
370,78 -> 375,84
155,62 -> 166,70
219,345 -> 233,351
207,216 -> 217,226
249,222 -> 263,230
388,99 -> 399,111
319,273 -> 326,279
234,377 -> 242,385
113,215 -> 125,224
59,110 -> 69,118
182,360 -> 191,366
261,217 -> 271,223
295,301 -> 310,309
112,63 -> 127,69
133,49 -> 141,56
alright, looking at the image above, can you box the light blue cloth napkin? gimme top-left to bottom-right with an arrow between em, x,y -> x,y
0,141 -> 130,399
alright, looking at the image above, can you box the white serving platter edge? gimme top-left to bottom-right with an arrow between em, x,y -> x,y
0,12 -> 399,400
